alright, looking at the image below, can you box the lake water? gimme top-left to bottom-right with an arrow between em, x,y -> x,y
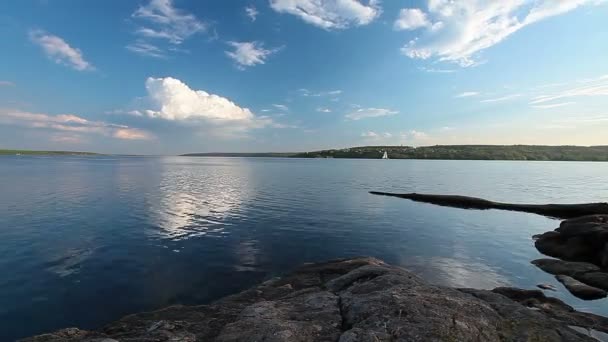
1,156 -> 608,340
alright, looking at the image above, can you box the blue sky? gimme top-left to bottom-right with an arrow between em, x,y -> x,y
1,0 -> 607,154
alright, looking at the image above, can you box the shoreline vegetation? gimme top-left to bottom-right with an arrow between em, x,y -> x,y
184,145 -> 608,161
5,145 -> 608,161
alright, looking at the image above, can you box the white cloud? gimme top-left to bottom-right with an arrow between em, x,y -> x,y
532,102 -> 575,109
128,0 -> 205,57
272,104 -> 289,111
455,91 -> 479,98
530,75 -> 608,104
394,8 -> 431,31
143,77 -> 255,121
299,89 -> 342,97
269,0 -> 381,30
399,1 -> 601,67
345,107 -> 398,120
245,6 -> 259,22
126,40 -> 166,58
0,109 -> 151,140
0,81 -> 14,87
480,94 -> 522,103
225,41 -> 280,69
29,30 -> 94,71
317,107 -> 331,113
418,66 -> 456,73
132,0 -> 205,44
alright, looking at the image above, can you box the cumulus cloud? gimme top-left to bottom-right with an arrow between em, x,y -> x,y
269,0 -> 381,30
143,77 -> 255,121
345,107 -> 398,120
0,109 -> 152,140
398,0 -> 601,67
129,0 -> 205,57
120,77 -> 292,137
225,41 -> 280,69
317,107 -> 331,113
29,30 -> 94,71
454,91 -> 479,98
245,6 -> 259,22
394,8 -> 431,31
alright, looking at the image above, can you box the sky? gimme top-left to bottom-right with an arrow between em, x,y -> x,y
1,0 -> 607,155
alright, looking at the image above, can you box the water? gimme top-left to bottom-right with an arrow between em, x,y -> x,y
1,156 -> 607,340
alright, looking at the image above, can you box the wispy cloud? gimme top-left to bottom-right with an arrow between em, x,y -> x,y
272,104 -> 288,111
418,67 -> 456,73
345,107 -> 398,120
454,91 -> 479,98
245,6 -> 259,22
29,30 -> 94,71
299,89 -> 342,97
129,0 -> 205,57
0,109 -> 151,140
269,0 -> 381,30
0,81 -> 15,87
532,102 -> 576,109
398,1 -> 602,67
316,107 -> 331,113
480,94 -> 522,103
126,40 -> 167,58
225,41 -> 281,69
530,75 -> 608,105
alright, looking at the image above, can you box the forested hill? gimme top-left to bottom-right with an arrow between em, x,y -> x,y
291,145 -> 608,161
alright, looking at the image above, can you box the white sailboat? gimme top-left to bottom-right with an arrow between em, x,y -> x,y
382,151 -> 388,159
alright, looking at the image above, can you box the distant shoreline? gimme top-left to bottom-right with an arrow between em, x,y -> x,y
182,145 -> 608,162
0,149 -> 101,156
4,144 -> 608,161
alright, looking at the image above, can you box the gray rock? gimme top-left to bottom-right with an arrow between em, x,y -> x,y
556,275 -> 607,300
535,215 -> 608,264
577,272 -> 608,291
21,257 -> 608,342
532,258 -> 600,276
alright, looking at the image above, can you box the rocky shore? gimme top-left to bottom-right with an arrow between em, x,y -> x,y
23,257 -> 608,341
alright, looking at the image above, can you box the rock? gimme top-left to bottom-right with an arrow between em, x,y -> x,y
21,257 -> 608,342
532,258 -> 600,276
576,272 -> 608,291
537,283 -> 557,291
556,275 -> 607,300
535,215 -> 608,265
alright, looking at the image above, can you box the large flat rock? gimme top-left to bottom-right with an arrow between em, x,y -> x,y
21,257 -> 608,341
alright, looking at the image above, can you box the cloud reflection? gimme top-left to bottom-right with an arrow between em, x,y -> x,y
403,256 -> 510,289
148,159 -> 253,241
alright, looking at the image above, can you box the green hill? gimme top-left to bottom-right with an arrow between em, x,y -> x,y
291,145 -> 608,161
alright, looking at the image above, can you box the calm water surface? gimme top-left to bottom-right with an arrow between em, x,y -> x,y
1,156 -> 608,340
